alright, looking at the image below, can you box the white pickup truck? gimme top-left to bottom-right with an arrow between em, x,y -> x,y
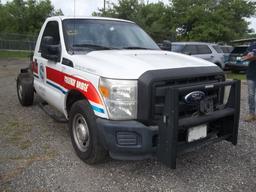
17,16 -> 240,168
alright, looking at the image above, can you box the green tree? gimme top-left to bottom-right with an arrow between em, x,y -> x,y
138,3 -> 174,42
0,1 -> 6,31
94,0 -> 256,43
94,0 -> 143,21
93,0 -> 174,42
172,0 -> 256,42
0,0 -> 63,35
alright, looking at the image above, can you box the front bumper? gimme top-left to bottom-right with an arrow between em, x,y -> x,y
97,118 -> 158,160
97,80 -> 240,169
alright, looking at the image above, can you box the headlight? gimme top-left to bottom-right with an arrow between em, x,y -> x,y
99,77 -> 137,120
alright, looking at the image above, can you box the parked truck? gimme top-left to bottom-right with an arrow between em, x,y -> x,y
16,16 -> 240,168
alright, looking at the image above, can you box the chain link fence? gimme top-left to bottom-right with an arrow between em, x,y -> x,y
0,33 -> 37,51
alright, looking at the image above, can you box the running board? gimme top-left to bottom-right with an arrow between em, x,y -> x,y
38,102 -> 68,123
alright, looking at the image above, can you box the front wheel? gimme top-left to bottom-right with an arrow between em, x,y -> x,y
68,100 -> 107,164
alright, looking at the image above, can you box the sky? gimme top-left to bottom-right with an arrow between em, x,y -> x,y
48,0 -> 169,16
2,0 -> 256,31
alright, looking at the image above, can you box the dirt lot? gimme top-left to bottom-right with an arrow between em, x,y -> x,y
0,58 -> 255,192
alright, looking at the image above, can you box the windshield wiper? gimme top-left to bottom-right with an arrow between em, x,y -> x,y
121,46 -> 152,50
72,44 -> 114,50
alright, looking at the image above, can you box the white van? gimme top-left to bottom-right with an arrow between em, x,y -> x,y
170,42 -> 225,69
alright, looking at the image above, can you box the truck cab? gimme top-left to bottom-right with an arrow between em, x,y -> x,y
17,16 -> 240,168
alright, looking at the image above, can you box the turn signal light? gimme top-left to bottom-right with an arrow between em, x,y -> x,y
99,85 -> 110,98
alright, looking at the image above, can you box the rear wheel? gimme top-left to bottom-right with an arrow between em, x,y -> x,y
69,100 -> 107,164
16,74 -> 34,106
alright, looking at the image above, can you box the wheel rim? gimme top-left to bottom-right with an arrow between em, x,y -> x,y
72,113 -> 90,152
18,84 -> 23,99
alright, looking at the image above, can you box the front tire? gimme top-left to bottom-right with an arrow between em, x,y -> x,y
68,100 -> 107,164
16,74 -> 34,106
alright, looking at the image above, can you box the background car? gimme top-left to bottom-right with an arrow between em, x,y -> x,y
168,42 -> 225,69
225,45 -> 249,73
220,45 -> 233,64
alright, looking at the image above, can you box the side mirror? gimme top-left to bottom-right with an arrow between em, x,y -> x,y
160,40 -> 172,51
41,36 -> 60,62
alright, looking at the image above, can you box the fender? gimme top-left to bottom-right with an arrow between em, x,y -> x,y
45,66 -> 106,117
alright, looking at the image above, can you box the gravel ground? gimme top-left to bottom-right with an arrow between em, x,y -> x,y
0,58 -> 255,192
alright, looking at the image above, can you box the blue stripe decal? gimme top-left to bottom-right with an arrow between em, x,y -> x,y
46,80 -> 104,114
46,81 -> 67,94
91,104 -> 105,113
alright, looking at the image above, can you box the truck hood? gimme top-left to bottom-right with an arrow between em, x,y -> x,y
71,50 -> 217,79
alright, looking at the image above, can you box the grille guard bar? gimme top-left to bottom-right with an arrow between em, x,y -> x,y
157,80 -> 241,169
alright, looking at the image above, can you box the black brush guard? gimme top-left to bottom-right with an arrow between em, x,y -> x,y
157,80 -> 241,169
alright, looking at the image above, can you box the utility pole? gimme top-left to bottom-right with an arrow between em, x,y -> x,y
103,0 -> 106,13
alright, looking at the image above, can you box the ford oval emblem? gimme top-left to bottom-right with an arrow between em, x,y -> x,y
184,91 -> 205,104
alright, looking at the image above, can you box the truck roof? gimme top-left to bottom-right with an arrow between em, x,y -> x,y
172,42 -> 219,46
47,16 -> 134,23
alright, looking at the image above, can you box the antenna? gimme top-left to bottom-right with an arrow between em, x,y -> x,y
72,0 -> 76,54
74,0 -> 76,17
104,0 -> 106,13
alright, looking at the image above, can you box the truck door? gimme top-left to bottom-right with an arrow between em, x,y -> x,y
34,21 -> 63,111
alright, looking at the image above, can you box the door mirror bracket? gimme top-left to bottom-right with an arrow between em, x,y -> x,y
41,36 -> 61,62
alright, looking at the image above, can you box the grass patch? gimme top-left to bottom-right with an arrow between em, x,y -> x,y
226,72 -> 246,80
0,50 -> 32,59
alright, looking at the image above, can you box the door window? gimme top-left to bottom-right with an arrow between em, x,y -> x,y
182,45 -> 197,55
196,45 -> 212,54
212,45 -> 223,53
39,21 -> 60,52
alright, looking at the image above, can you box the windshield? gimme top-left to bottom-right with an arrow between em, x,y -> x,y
212,45 -> 223,53
62,19 -> 160,53
171,44 -> 185,52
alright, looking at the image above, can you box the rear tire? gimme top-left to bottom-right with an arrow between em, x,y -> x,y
68,100 -> 107,164
17,74 -> 34,106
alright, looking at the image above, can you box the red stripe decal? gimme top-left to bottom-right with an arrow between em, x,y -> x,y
32,60 -> 38,74
46,67 -> 103,105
